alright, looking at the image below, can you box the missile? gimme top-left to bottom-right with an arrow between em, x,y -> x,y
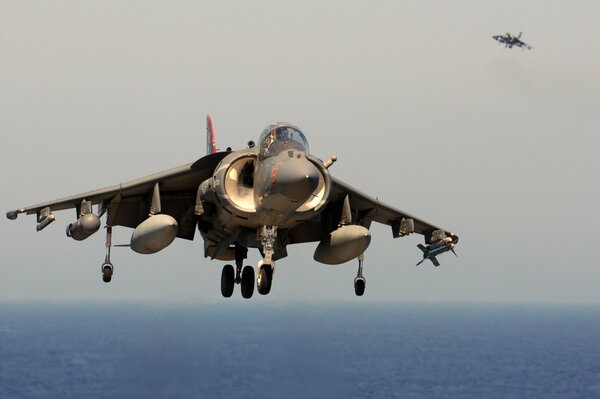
416,234 -> 458,267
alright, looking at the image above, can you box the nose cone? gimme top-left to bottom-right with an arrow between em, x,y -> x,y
276,158 -> 321,202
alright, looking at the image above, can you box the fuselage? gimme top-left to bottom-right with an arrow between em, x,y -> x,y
254,149 -> 321,226
493,33 -> 529,49
197,123 -> 331,258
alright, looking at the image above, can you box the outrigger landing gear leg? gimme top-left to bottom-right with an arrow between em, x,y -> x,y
102,226 -> 114,283
354,253 -> 365,296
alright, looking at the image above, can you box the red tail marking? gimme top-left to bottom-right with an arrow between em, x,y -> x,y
206,114 -> 217,154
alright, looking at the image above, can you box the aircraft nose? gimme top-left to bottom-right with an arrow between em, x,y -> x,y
276,158 -> 321,202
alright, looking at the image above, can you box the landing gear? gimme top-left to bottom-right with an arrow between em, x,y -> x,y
220,245 -> 255,299
102,226 -> 114,284
220,241 -> 277,298
259,225 -> 277,264
256,226 -> 277,295
354,253 -> 366,296
257,260 -> 273,295
233,245 -> 247,287
241,266 -> 255,299
221,264 -> 235,297
102,263 -> 113,283
354,278 -> 365,296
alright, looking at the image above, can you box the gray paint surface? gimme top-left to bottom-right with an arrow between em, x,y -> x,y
1,1 -> 600,303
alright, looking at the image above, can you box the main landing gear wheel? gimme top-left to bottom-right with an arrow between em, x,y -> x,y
102,263 -> 113,283
257,264 -> 273,295
241,266 -> 255,299
221,264 -> 235,298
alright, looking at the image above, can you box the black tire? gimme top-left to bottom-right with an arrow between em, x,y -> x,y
257,265 -> 273,295
241,266 -> 255,299
102,266 -> 112,283
354,278 -> 365,296
221,264 -> 235,298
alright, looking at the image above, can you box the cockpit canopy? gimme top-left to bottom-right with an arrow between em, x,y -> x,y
259,124 -> 309,159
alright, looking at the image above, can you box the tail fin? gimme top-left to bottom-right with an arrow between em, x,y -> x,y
206,114 -> 217,155
517,32 -> 522,39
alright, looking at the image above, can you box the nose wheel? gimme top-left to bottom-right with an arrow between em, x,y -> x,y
257,260 -> 274,295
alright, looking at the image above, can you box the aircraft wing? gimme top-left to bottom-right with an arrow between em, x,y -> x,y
329,177 -> 456,242
287,176 -> 457,245
7,152 -> 229,240
512,38 -> 532,50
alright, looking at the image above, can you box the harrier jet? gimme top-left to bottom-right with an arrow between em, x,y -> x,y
492,32 -> 532,50
7,116 -> 459,298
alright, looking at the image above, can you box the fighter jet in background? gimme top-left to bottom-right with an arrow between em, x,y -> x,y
7,116 -> 459,298
492,32 -> 533,50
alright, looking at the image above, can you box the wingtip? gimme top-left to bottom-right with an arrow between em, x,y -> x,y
6,209 -> 22,220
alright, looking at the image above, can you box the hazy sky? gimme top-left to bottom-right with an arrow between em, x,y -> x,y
1,1 -> 599,303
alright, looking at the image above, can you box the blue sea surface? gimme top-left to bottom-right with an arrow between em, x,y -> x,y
1,302 -> 599,399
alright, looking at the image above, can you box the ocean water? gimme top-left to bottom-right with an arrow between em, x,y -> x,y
1,302 -> 599,399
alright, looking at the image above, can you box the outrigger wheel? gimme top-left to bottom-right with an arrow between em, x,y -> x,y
354,253 -> 365,296
354,277 -> 365,296
102,263 -> 113,283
